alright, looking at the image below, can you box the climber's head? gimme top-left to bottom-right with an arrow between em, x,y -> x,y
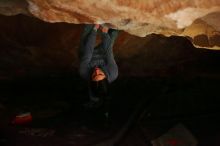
89,67 -> 109,98
91,67 -> 106,82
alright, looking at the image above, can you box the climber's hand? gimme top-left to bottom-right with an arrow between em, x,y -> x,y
94,24 -> 100,31
101,25 -> 109,33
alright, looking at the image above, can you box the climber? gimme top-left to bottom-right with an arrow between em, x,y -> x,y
79,24 -> 119,108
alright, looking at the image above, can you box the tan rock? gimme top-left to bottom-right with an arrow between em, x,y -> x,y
0,0 -> 220,49
183,12 -> 220,49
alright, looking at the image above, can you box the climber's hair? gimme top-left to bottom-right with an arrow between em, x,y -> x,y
89,69 -> 109,98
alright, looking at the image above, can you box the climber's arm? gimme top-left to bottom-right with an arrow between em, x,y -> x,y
79,25 -> 97,80
102,29 -> 120,82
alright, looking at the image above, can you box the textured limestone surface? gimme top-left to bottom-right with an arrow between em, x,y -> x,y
0,0 -> 220,49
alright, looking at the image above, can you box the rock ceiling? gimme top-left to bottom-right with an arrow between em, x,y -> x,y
0,0 -> 220,49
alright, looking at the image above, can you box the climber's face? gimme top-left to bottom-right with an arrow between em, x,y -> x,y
92,67 -> 106,81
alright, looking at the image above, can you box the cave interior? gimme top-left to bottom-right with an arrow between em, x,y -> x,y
0,14 -> 220,146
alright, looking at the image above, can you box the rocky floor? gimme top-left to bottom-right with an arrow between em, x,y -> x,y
0,75 -> 220,146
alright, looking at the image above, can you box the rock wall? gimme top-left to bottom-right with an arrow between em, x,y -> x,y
0,0 -> 220,49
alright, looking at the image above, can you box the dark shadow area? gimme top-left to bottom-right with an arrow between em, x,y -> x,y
0,74 -> 220,146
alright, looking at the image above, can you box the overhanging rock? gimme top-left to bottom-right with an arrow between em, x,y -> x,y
0,0 -> 220,49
